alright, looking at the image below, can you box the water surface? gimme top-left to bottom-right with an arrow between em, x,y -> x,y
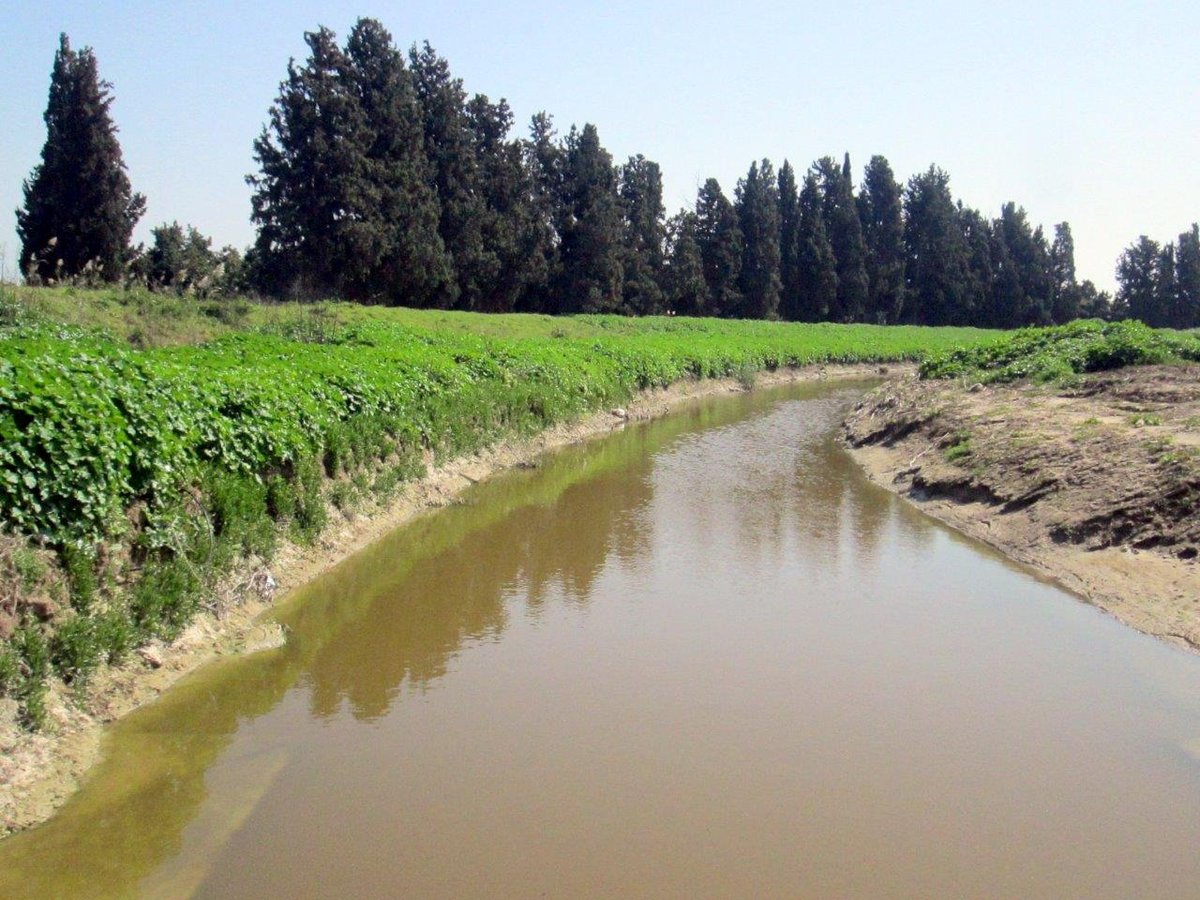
2,381 -> 1199,898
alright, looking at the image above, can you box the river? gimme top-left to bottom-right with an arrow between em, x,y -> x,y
1,380 -> 1198,898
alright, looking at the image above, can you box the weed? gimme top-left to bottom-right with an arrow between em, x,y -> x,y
10,547 -> 47,592
1129,413 -> 1163,427
61,543 -> 97,613
944,431 -> 973,463
0,645 -> 18,694
50,615 -> 100,685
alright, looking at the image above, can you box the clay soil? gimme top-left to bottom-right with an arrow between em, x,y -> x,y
844,365 -> 1200,650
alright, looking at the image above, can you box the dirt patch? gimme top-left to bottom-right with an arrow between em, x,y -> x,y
844,365 -> 1200,650
0,363 -> 892,837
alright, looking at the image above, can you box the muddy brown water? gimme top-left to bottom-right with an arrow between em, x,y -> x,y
2,381 -> 1200,898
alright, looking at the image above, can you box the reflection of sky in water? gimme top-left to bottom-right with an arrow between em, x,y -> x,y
1,380 -> 1198,900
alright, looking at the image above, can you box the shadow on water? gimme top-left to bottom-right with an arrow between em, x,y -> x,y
0,381 -> 842,899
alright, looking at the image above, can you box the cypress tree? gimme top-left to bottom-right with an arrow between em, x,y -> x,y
790,173 -> 838,322
1153,243 -> 1179,328
466,94 -> 549,312
776,161 -> 801,321
1115,236 -> 1161,324
618,155 -> 667,315
958,205 -> 995,326
735,159 -> 782,320
693,178 -> 743,317
1174,224 -> 1200,328
18,34 -> 145,283
1049,222 -> 1081,324
815,155 -> 868,321
857,155 -> 906,323
249,27 -> 369,298
410,41 -> 486,308
663,211 -> 707,316
346,19 -> 452,305
522,112 -> 565,312
903,166 -> 969,325
557,124 -> 624,313
996,203 -> 1053,326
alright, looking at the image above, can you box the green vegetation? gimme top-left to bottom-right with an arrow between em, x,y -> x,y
1129,412 -> 1163,427
943,432 -> 973,464
0,286 -> 996,726
920,319 -> 1200,384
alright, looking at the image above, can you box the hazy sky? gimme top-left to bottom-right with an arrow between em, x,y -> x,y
2,1 -> 1197,291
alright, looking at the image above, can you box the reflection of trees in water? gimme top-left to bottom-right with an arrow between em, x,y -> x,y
303,434 -> 656,723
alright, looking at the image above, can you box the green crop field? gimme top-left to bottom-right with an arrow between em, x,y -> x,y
0,285 -> 998,725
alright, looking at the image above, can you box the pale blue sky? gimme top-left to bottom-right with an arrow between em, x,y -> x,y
2,1 -> 1197,290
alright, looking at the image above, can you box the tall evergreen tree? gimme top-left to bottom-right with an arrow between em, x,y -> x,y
466,94 -> 549,312
735,160 -> 782,320
663,211 -> 707,316
903,166 -> 969,325
249,27 -> 370,298
958,205 -> 996,325
556,124 -> 624,313
1116,236 -> 1162,325
18,34 -> 145,283
693,178 -> 743,317
1049,222 -> 1081,324
618,155 -> 667,315
1174,224 -> 1200,328
410,41 -> 486,308
1153,242 -> 1178,328
987,222 -> 1024,329
777,161 -> 801,321
522,112 -> 565,312
996,203 -> 1053,326
789,173 -> 838,322
857,155 -> 906,323
814,155 -> 868,321
345,19 -> 452,305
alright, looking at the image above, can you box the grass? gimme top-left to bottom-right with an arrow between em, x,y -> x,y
0,284 -> 1001,728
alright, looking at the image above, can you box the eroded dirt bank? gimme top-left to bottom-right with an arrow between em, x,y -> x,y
0,363 -> 890,837
844,365 -> 1200,650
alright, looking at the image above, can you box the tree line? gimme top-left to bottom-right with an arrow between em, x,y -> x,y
15,24 -> 1200,328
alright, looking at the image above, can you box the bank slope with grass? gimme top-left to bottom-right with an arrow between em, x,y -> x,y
845,319 -> 1200,648
0,287 -> 995,733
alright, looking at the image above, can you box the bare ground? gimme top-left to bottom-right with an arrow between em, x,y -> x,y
0,363 -> 891,837
844,365 -> 1200,650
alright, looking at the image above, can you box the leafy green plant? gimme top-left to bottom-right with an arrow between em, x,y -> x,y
921,319 -> 1200,384
944,432 -> 973,463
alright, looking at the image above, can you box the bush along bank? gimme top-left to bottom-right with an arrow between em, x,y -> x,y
919,318 -> 1200,384
0,314 -> 995,726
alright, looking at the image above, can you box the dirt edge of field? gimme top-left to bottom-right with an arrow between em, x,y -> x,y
844,366 -> 1200,653
0,363 -> 891,837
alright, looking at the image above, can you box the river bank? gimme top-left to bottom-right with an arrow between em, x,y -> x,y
844,365 -> 1200,651
0,363 -> 891,837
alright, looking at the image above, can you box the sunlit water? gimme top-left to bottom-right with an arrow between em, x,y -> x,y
2,381 -> 1199,898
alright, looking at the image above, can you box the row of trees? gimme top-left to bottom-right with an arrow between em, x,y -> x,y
1114,226 -> 1200,329
15,25 -> 1200,328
